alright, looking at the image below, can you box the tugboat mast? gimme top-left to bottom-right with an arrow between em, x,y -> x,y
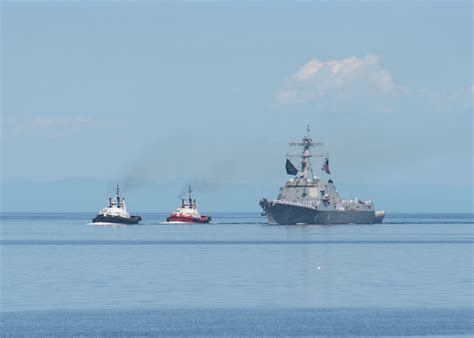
288,125 -> 324,179
116,184 -> 120,204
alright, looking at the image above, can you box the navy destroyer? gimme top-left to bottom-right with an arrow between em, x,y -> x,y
92,185 -> 142,224
259,127 -> 384,224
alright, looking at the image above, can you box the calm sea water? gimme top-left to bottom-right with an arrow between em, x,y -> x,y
1,212 -> 473,336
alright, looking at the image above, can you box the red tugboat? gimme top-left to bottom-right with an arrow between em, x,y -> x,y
166,186 -> 211,223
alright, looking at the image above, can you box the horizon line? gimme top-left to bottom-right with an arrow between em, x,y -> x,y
0,211 -> 472,215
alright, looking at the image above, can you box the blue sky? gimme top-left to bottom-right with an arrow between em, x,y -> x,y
1,1 -> 472,212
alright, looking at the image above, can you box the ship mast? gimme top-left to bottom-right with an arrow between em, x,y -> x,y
288,125 -> 325,179
116,184 -> 120,204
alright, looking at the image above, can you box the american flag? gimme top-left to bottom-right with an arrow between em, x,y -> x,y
321,157 -> 331,175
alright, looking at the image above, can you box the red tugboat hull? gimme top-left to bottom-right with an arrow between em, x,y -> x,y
166,214 -> 211,223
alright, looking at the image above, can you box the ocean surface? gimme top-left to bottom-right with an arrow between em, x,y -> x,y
0,212 -> 473,337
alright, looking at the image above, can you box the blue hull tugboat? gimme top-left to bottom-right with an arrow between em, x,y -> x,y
92,185 -> 142,224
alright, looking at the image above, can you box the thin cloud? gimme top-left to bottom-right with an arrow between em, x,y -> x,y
19,116 -> 91,130
276,54 -> 397,104
3,115 -> 93,139
409,84 -> 474,113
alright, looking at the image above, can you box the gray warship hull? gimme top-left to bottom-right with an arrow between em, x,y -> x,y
264,202 -> 383,225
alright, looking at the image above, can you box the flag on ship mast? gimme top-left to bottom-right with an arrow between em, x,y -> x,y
285,159 -> 298,175
321,157 -> 331,175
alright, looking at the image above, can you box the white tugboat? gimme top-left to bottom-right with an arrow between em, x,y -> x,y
166,186 -> 211,223
259,126 -> 385,224
92,185 -> 142,224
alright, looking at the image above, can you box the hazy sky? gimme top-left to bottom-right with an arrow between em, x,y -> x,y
1,1 -> 472,212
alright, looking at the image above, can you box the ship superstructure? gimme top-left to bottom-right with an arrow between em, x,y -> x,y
166,186 -> 211,223
259,126 -> 384,224
92,185 -> 142,224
